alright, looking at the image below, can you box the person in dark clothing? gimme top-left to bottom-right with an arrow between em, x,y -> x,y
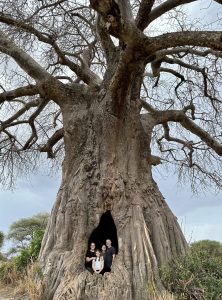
85,242 -> 96,273
104,239 -> 115,272
101,244 -> 107,260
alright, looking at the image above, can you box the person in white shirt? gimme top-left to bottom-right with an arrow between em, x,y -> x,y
92,249 -> 104,274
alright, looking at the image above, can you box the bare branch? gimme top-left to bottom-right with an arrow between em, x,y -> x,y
154,110 -> 222,156
0,31 -> 50,81
146,0 -> 197,27
115,0 -> 134,23
39,128 -> 64,158
0,14 -> 101,85
96,15 -> 116,63
148,31 -> 222,53
135,0 -> 155,30
156,47 -> 222,59
23,98 -> 49,150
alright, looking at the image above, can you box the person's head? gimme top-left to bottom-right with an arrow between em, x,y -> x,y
101,244 -> 106,252
106,239 -> 112,247
95,249 -> 101,257
90,242 -> 96,251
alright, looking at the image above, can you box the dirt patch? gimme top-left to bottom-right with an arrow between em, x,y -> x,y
0,287 -> 15,300
0,287 -> 26,300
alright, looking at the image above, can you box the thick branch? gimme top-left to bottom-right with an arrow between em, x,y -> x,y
141,101 -> 222,156
0,85 -> 39,104
146,0 -> 197,27
96,15 -> 116,63
148,31 -> 222,53
115,0 -> 134,23
155,110 -> 222,156
0,31 -> 50,82
23,98 -> 49,150
135,0 -> 155,30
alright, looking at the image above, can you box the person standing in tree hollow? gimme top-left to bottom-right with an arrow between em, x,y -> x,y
85,242 -> 96,273
104,239 -> 115,272
92,249 -> 104,274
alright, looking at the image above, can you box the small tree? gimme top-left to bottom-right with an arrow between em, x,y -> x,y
7,213 -> 49,254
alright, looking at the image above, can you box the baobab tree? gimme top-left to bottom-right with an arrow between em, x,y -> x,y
0,0 -> 222,299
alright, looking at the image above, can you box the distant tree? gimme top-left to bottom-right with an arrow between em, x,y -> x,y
0,231 -> 5,261
0,231 -> 4,249
191,240 -> 222,258
7,213 -> 49,253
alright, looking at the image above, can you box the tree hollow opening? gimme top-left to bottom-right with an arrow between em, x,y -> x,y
89,210 -> 118,253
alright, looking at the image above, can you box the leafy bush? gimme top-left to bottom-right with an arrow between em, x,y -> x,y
162,240 -> 222,299
14,229 -> 45,270
191,240 -> 222,258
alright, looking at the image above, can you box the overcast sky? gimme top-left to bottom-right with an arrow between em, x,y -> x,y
0,1 -> 222,248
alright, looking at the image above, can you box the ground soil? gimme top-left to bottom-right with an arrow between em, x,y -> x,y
0,287 -> 25,300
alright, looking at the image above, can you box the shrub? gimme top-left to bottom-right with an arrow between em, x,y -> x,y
14,229 -> 44,270
162,242 -> 222,299
191,240 -> 222,258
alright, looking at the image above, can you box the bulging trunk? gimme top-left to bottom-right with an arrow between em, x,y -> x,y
39,91 -> 187,300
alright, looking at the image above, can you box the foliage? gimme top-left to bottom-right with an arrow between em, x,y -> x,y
7,213 -> 49,253
162,240 -> 222,299
0,231 -> 4,249
14,229 -> 45,270
0,229 -> 44,286
0,213 -> 45,291
191,240 -> 222,258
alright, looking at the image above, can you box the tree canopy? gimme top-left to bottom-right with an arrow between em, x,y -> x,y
7,213 -> 49,253
0,0 -> 221,192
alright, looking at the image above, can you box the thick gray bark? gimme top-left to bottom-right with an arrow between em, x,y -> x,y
39,90 -> 187,300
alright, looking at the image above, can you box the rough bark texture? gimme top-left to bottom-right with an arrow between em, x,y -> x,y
39,87 -> 187,300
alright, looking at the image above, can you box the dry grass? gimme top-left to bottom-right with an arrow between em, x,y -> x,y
14,262 -> 44,300
0,261 -> 21,286
146,281 -> 176,300
150,291 -> 175,300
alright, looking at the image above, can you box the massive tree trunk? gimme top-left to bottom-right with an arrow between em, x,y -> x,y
39,83 -> 187,299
